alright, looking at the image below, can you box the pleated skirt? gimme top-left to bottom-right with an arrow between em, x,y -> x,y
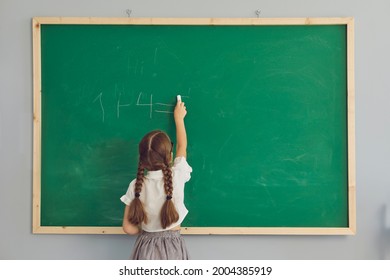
131,230 -> 190,260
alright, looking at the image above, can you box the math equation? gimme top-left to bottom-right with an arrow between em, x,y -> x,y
93,90 -> 189,122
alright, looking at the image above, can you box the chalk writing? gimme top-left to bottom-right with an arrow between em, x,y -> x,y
93,89 -> 189,122
136,92 -> 153,119
93,92 -> 105,122
136,92 -> 182,118
117,92 -> 131,119
154,103 -> 175,114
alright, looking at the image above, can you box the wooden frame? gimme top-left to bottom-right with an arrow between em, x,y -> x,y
33,17 -> 355,235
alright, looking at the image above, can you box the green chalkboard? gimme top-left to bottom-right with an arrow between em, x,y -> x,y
33,18 -> 355,234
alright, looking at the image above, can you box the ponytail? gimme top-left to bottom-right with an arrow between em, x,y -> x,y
127,162 -> 148,225
160,164 -> 179,229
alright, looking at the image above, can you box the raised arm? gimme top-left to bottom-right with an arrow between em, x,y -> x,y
174,99 -> 187,158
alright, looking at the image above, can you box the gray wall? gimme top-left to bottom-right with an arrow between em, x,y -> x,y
1,0 -> 389,259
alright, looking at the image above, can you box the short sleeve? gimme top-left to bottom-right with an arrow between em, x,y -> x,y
172,156 -> 192,183
120,180 -> 136,205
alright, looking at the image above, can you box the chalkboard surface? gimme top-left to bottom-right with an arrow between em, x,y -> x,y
33,18 -> 355,234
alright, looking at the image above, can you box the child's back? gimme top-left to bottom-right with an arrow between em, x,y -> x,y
121,99 -> 191,260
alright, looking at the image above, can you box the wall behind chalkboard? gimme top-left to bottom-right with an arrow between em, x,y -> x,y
33,18 -> 355,234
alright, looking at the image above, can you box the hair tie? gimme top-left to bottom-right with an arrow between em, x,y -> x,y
166,195 -> 172,200
135,192 -> 140,198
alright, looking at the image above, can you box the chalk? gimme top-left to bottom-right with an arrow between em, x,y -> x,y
177,95 -> 181,102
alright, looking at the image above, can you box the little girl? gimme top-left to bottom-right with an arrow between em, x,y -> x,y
120,99 -> 191,260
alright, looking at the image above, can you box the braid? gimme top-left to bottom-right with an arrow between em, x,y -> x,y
160,164 -> 179,229
162,164 -> 173,197
134,162 -> 145,195
127,162 -> 148,225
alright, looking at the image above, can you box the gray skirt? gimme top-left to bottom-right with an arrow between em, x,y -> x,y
131,230 -> 190,260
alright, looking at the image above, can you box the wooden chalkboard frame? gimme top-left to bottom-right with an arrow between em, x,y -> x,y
32,17 -> 355,235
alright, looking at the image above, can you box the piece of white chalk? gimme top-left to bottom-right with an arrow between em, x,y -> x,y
177,95 -> 181,102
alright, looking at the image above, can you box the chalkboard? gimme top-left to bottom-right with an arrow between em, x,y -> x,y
32,18 -> 356,234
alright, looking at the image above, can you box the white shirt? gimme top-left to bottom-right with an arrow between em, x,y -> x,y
120,157 -> 192,232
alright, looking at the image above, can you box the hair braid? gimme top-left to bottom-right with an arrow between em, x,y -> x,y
134,162 -> 145,195
160,164 -> 179,229
127,162 -> 148,225
162,164 -> 173,196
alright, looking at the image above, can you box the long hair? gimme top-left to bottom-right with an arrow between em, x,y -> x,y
127,130 -> 179,229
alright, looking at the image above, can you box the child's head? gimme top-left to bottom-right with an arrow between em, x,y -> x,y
127,130 -> 179,229
138,130 -> 172,171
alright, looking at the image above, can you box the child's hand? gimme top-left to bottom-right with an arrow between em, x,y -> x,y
174,101 -> 187,121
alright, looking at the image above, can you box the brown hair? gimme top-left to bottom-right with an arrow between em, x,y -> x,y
127,130 -> 179,229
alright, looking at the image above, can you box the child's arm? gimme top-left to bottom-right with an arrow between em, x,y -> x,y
122,205 -> 140,235
174,100 -> 187,158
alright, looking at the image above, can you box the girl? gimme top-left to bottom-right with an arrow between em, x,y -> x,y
120,99 -> 192,260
